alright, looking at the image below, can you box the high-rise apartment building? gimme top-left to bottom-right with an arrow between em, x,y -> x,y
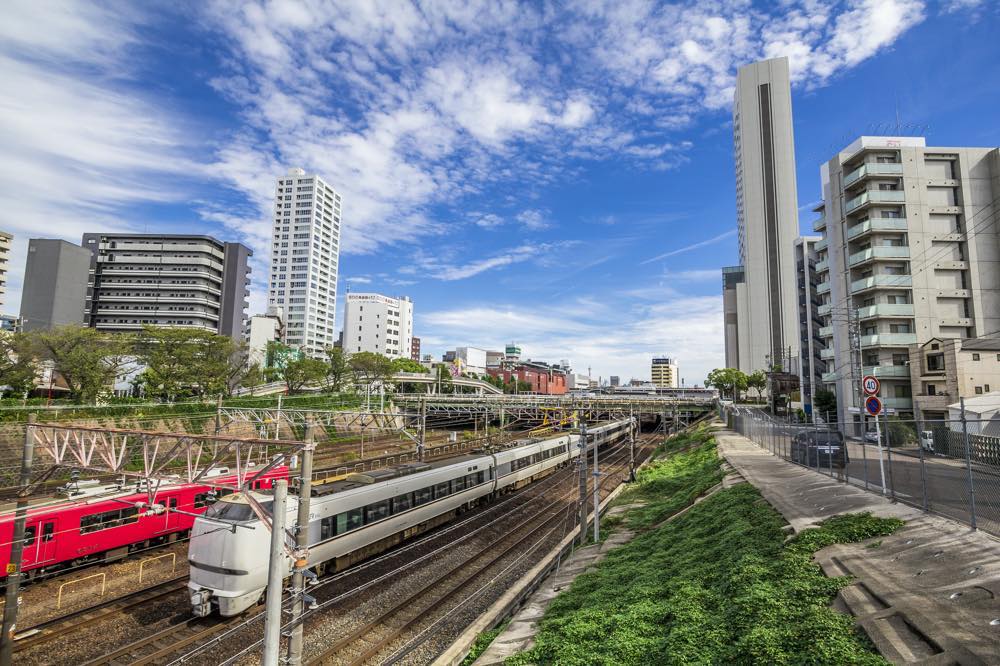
0,231 -> 11,310
341,293 -> 413,359
722,266 -> 749,369
268,168 -> 342,357
793,236 -> 827,417
82,233 -> 252,338
813,136 -> 1000,428
651,357 -> 679,388
20,239 -> 91,331
725,56 -> 801,374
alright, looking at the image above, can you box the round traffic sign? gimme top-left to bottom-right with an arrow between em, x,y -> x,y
862,375 -> 880,396
864,395 -> 883,416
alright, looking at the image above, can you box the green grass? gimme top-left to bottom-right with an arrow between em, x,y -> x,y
461,622 -> 509,665
508,430 -> 904,665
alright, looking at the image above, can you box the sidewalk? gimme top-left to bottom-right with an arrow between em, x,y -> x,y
716,428 -> 1000,665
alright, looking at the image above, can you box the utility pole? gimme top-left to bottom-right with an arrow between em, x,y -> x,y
286,418 -> 315,666
592,417 -> 600,543
577,420 -> 588,545
275,393 -> 283,441
1,415 -> 36,666
418,397 -> 426,461
262,479 -> 288,666
215,394 -> 223,435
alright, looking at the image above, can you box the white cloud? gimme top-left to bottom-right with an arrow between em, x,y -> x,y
345,276 -> 372,284
515,209 -> 549,230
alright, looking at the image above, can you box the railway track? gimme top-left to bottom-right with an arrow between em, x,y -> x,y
13,575 -> 189,654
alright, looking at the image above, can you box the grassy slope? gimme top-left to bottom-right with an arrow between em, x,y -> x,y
510,431 -> 903,665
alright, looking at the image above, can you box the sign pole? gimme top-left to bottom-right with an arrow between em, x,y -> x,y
874,405 -> 887,496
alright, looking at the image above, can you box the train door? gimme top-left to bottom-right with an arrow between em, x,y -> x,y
38,520 -> 57,563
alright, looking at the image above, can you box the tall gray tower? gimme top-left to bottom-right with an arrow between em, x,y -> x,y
730,56 -> 801,373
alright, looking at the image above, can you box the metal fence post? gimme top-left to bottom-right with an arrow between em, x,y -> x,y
961,398 -> 978,530
917,432 -> 929,512
862,433 -> 869,491
883,411 -> 895,501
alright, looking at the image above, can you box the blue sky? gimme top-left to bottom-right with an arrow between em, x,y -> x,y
3,0 -> 998,384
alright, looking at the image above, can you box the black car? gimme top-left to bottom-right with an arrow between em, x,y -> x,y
790,430 -> 848,468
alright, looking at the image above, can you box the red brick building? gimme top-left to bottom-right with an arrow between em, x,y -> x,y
487,361 -> 567,395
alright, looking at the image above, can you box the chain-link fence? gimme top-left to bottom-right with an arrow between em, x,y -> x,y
725,406 -> 1000,536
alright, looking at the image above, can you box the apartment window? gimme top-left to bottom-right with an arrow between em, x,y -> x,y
894,385 -> 911,398
986,384 -> 992,392
889,324 -> 911,333
975,386 -> 983,395
972,353 -> 980,361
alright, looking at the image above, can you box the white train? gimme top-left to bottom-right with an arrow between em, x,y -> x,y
188,418 -> 633,617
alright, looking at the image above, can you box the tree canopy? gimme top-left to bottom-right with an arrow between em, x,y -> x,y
705,368 -> 748,401
26,326 -> 132,403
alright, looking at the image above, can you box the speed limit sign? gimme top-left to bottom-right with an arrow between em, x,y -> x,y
862,375 -> 880,396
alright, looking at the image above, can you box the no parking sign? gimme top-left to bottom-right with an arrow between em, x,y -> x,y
864,395 -> 883,416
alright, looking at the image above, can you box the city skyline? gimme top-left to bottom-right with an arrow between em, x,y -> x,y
3,1 -> 999,383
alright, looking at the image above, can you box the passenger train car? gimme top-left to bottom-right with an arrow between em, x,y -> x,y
0,466 -> 287,582
188,419 -> 633,616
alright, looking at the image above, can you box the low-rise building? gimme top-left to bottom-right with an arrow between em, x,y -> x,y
909,337 -> 1000,422
341,292 -> 413,359
609,376 -> 620,387
247,306 -> 284,368
486,350 -> 504,368
651,357 -> 679,388
488,360 -> 567,395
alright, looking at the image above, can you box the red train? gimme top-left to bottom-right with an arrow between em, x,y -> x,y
0,466 -> 288,582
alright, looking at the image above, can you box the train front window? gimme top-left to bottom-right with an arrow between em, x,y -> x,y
205,499 -> 272,522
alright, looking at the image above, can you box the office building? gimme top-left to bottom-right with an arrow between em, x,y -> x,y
651,357 -> 679,388
722,266 -> 750,369
81,233 -> 251,338
610,376 -> 620,387
0,231 -> 10,309
268,168 -> 342,357
909,338 -> 1000,423
19,239 -> 91,331
410,336 -> 421,361
794,236 -> 827,417
341,293 -> 413,358
725,56 -> 801,374
813,137 -> 1000,428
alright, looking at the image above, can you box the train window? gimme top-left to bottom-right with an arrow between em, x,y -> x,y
476,471 -> 485,484
169,498 -> 178,512
42,523 -> 54,542
194,493 -> 209,509
434,482 -> 450,499
393,493 -> 413,513
24,526 -> 36,547
496,463 -> 511,477
80,507 -> 140,534
364,500 -> 390,524
320,516 -> 335,540
413,487 -> 432,506
336,508 -> 363,534
453,477 -> 466,493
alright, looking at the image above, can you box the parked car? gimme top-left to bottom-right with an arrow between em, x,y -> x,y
863,430 -> 879,443
790,430 -> 849,468
919,430 -> 935,452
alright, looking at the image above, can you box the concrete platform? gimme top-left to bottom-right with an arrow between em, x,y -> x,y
716,428 -> 1000,665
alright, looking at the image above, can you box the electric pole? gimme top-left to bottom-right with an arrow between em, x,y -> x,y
286,417 -> 315,666
262,479 -> 288,666
1,415 -> 36,666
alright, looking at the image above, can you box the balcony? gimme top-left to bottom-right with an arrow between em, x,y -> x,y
846,218 -> 908,240
812,217 -> 827,232
821,371 -> 838,383
818,326 -> 833,338
856,303 -> 914,319
817,303 -> 832,316
815,259 -> 829,273
848,245 -> 910,267
845,190 -> 906,213
814,238 -> 828,252
816,281 -> 831,294
883,397 -> 913,411
863,365 -> 911,379
850,275 -> 912,293
820,348 -> 835,360
843,162 -> 904,187
859,333 -> 917,348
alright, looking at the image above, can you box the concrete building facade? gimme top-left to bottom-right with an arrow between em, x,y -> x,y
341,293 -> 413,359
19,239 -> 91,331
0,231 -> 11,310
268,168 -> 342,357
410,336 -> 421,362
651,357 -> 679,388
813,136 -> 1000,426
247,306 -> 284,368
727,56 -> 802,375
794,235 -> 827,417
909,337 -> 1000,422
81,233 -> 252,338
488,361 -> 567,395
722,266 -> 750,369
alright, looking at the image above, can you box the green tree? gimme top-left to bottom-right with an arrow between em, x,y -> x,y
705,368 -> 748,401
390,357 -> 429,374
0,332 -> 38,398
350,351 -> 394,394
135,326 -> 244,399
746,370 -> 767,402
324,346 -> 350,391
241,362 -> 265,396
282,356 -> 328,393
27,326 -> 131,403
813,388 -> 838,420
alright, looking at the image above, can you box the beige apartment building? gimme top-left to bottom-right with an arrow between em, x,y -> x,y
812,136 -> 1000,429
0,231 -> 11,310
909,337 -> 1000,422
651,357 -> 679,388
